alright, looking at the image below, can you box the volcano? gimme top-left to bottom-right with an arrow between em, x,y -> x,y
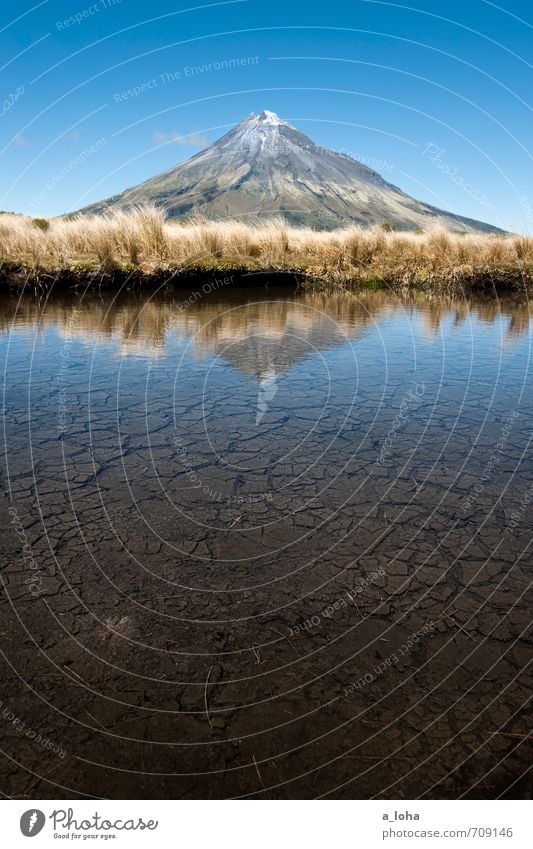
81,110 -> 500,232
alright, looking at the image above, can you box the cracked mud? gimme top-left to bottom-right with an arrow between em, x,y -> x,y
0,284 -> 531,799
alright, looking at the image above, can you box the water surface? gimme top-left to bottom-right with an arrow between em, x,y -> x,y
1,284 -> 531,799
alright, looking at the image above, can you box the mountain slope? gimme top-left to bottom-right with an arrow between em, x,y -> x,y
80,110 -> 501,233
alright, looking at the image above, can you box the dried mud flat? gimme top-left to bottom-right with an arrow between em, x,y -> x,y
0,285 -> 531,799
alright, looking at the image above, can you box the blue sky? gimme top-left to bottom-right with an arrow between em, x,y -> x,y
1,0 -> 532,230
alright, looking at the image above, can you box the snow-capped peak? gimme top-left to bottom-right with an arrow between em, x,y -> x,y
80,110 -> 502,234
257,110 -> 284,125
244,110 -> 289,130
235,110 -> 293,150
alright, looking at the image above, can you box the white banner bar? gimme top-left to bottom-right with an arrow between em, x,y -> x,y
2,800 -> 531,848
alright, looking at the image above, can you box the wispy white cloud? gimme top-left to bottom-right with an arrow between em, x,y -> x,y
11,134 -> 30,148
151,130 -> 209,148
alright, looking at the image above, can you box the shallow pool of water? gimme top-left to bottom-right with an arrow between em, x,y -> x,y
0,283 -> 531,798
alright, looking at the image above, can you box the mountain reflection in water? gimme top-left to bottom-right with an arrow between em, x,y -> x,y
0,283 -> 531,800
1,286 -> 531,359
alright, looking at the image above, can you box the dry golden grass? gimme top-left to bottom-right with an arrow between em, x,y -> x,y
1,205 -> 532,289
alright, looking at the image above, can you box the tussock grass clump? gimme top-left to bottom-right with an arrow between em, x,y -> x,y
0,206 -> 531,290
32,218 -> 50,231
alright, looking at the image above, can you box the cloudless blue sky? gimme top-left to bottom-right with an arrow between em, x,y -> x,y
1,0 -> 532,230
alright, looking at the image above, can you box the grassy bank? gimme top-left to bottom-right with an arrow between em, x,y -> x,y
1,206 -> 532,291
